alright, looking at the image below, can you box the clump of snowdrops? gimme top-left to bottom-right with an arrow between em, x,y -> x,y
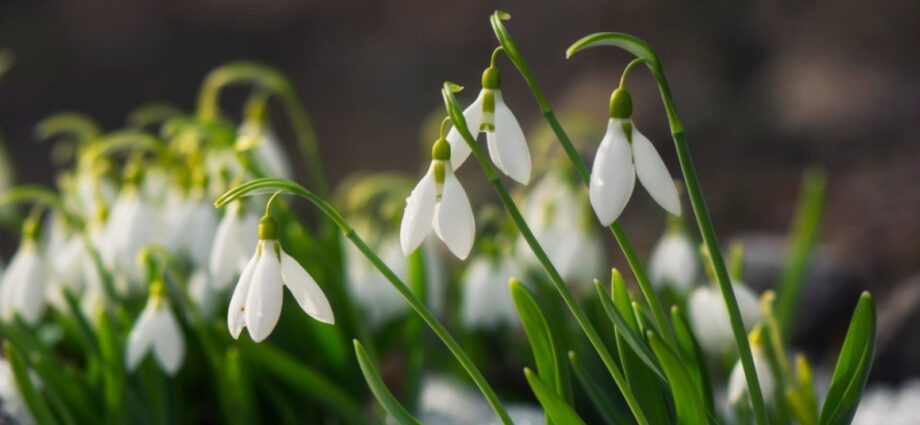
0,11 -> 875,425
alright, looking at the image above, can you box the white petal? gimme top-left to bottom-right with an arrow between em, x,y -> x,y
210,205 -> 245,290
728,348 -> 774,406
4,246 -> 46,325
688,283 -> 762,356
280,251 -> 334,324
486,131 -> 506,175
227,253 -> 259,339
152,309 -> 185,375
589,119 -> 636,225
399,167 -> 437,256
446,91 -> 485,170
631,127 -> 681,216
257,129 -> 293,179
491,92 -> 531,185
126,305 -> 157,371
189,269 -> 217,318
648,233 -> 698,292
244,242 -> 284,342
433,171 -> 475,259
188,202 -> 218,269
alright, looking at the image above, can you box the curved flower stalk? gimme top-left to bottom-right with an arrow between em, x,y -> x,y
446,48 -> 531,185
400,125 -> 475,259
209,201 -> 260,290
589,87 -> 681,225
688,282 -> 762,357
648,215 -> 699,293
227,214 -> 334,342
0,221 -> 47,325
460,254 -> 520,330
126,281 -> 185,375
517,170 -> 603,291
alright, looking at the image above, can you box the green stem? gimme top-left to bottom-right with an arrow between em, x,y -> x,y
490,11 -> 676,351
216,179 -> 512,425
443,84 -> 648,425
566,31 -> 769,425
196,61 -> 330,199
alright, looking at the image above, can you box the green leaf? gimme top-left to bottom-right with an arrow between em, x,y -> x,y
524,368 -> 586,425
353,340 -> 420,425
567,351 -> 629,425
96,311 -> 126,424
775,169 -> 827,337
594,279 -> 664,382
5,341 -> 61,425
510,278 -> 560,397
647,331 -> 708,425
671,306 -> 715,414
819,292 -> 876,425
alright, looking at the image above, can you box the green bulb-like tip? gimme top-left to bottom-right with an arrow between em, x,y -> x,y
432,138 -> 451,161
482,67 -> 502,90
258,215 -> 279,240
609,88 -> 633,119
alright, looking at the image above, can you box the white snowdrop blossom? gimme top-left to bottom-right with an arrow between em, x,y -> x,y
126,282 -> 185,375
228,216 -> 334,342
648,219 -> 698,293
518,171 -> 604,290
189,269 -> 218,318
172,192 -> 219,269
460,255 -> 519,330
727,334 -> 775,407
104,186 -> 160,291
210,201 -> 260,290
238,120 -> 292,179
400,137 -> 475,259
0,237 -> 47,325
688,282 -> 762,357
589,88 -> 681,225
446,65 -> 531,185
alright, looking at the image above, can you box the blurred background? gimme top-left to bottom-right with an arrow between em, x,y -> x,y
1,0 -> 918,384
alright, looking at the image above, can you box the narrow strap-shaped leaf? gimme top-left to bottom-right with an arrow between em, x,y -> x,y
595,279 -> 664,381
647,331 -> 709,425
353,340 -> 420,425
567,351 -> 629,425
787,355 -> 819,425
671,306 -> 715,414
5,342 -> 61,425
524,368 -> 587,425
96,311 -> 126,424
819,292 -> 876,425
511,279 -> 560,398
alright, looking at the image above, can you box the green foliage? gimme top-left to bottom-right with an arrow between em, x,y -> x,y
819,293 -> 876,425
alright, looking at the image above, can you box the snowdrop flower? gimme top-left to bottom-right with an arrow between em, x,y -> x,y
126,281 -> 185,375
400,136 -> 475,259
189,269 -> 218,318
648,216 -> 698,293
104,184 -> 159,291
228,215 -> 334,342
589,88 -> 681,225
518,171 -> 604,290
171,190 -> 218,269
210,201 -> 259,290
727,329 -> 775,407
688,282 -> 762,357
460,255 -> 519,330
0,225 -> 47,325
446,58 -> 531,185
238,120 -> 292,179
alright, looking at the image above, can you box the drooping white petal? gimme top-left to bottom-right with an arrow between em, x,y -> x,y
400,166 -> 437,256
151,308 -> 185,375
186,201 -> 218,269
461,257 -> 518,330
728,347 -> 774,406
1,244 -> 46,324
433,170 -> 475,259
189,269 -> 217,318
244,242 -> 284,342
648,233 -> 698,292
228,253 -> 259,339
344,237 -> 408,327
589,119 -> 637,225
446,91 -> 485,170
280,251 -> 334,324
256,129 -> 293,179
125,305 -> 157,371
210,204 -> 245,290
688,284 -> 762,356
631,127 -> 681,216
491,92 -> 531,185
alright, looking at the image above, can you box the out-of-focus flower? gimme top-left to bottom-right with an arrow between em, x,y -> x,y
727,329 -> 775,407
0,357 -> 36,425
170,191 -> 218,270
460,255 -> 519,330
189,269 -> 218,319
688,283 -> 762,357
647,217 -> 698,293
238,121 -> 292,179
400,138 -> 474,259
0,231 -> 47,325
589,88 -> 681,225
518,171 -> 604,290
104,185 -> 160,292
228,216 -> 334,342
210,201 -> 260,290
446,65 -> 530,185
126,281 -> 185,375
